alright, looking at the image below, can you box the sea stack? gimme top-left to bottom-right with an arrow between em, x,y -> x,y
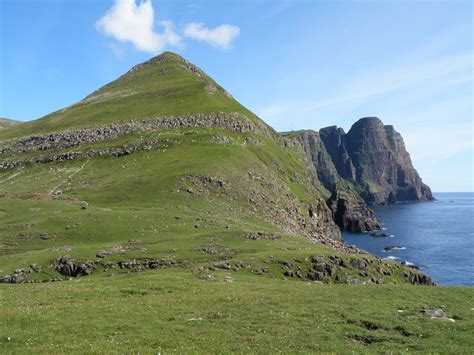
319,117 -> 434,204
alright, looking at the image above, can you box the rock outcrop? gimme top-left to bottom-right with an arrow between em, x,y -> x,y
319,117 -> 433,204
291,131 -> 380,232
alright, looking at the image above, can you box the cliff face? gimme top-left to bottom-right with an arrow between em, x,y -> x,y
293,131 -> 380,232
320,117 -> 434,204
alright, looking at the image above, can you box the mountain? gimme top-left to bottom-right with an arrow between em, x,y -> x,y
0,118 -> 20,130
319,117 -> 434,204
0,51 -> 354,280
283,130 -> 380,232
0,52 -> 266,140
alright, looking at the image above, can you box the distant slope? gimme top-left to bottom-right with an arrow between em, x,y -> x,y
0,118 -> 20,130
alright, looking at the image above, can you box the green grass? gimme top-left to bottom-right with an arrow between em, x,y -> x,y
2,271 -> 473,353
0,118 -> 20,130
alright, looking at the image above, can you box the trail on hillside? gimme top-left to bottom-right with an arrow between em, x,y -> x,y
49,159 -> 90,194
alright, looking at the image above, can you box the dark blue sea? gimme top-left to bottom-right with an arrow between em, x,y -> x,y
343,192 -> 474,286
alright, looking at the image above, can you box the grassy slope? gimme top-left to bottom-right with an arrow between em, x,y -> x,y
1,52 -> 472,352
0,118 -> 20,130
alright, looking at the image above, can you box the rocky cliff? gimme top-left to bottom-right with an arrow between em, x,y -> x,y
319,117 -> 434,204
286,130 -> 380,232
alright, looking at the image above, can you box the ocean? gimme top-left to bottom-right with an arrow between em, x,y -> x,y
342,192 -> 474,286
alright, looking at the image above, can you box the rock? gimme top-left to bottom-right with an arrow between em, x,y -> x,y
369,231 -> 388,238
197,246 -> 218,254
403,269 -> 434,286
311,272 -> 325,281
421,308 -> 455,322
339,259 -> 350,268
313,263 -> 326,272
383,245 -> 404,251
327,266 -> 337,276
0,272 -> 26,283
40,233 -> 54,240
246,232 -> 281,240
213,261 -> 231,270
52,256 -> 94,277
351,259 -> 368,270
319,117 -> 434,204
345,279 -> 364,285
292,130 -> 380,232
96,251 -> 112,258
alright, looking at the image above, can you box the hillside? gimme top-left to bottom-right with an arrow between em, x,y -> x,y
1,52 -> 471,352
0,118 -> 20,130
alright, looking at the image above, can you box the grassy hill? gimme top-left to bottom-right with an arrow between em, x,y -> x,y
0,118 -> 20,130
0,52 -> 266,140
0,52 -> 472,352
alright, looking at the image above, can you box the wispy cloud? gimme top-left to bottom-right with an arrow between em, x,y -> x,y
403,121 -> 473,162
96,0 -> 181,53
184,23 -> 240,50
261,0 -> 295,20
301,52 -> 473,113
257,49 -> 473,128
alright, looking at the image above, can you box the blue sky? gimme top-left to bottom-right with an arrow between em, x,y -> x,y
0,0 -> 472,191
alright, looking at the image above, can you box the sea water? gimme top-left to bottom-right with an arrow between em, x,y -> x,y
343,192 -> 474,286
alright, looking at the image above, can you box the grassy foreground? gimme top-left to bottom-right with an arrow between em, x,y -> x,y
2,271 -> 473,353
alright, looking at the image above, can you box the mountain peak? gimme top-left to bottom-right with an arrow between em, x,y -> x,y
351,116 -> 384,129
127,51 -> 202,75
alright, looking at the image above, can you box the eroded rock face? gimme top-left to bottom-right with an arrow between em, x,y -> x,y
52,256 -> 95,277
319,117 -> 434,204
280,254 -> 435,286
293,131 -> 380,232
326,187 -> 380,232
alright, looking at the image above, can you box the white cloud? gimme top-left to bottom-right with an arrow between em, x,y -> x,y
96,0 -> 181,53
184,23 -> 240,50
